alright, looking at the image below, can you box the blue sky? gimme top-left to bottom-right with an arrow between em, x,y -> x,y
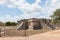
26,0 -> 35,4
0,0 -> 60,22
0,5 -> 22,16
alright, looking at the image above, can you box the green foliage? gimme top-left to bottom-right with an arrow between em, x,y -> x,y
5,22 -> 17,26
51,9 -> 60,24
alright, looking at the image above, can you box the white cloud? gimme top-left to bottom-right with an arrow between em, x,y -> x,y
0,0 -> 60,22
0,14 -> 22,22
0,0 -> 5,4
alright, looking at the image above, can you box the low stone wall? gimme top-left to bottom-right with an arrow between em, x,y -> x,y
2,29 -> 26,37
0,29 -> 52,37
1,29 -> 43,37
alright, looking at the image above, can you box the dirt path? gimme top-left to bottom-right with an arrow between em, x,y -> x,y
30,30 -> 60,40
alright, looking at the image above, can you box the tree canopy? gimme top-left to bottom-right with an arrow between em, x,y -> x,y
5,22 -> 17,26
51,9 -> 60,24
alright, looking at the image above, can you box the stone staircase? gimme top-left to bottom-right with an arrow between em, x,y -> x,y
16,21 -> 24,30
41,23 -> 52,32
46,23 -> 55,29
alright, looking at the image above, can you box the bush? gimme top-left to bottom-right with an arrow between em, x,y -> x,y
5,22 -> 17,26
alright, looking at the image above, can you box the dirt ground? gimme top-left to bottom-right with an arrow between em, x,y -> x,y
30,30 -> 60,40
0,30 -> 60,40
0,37 -> 28,40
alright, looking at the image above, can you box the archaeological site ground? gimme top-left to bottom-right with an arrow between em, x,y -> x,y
0,18 -> 59,37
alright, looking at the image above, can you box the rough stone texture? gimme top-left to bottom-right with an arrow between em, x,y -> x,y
0,18 -> 55,37
1,30 -> 51,37
1,29 -> 25,37
1,30 -> 60,40
16,19 -> 28,30
16,18 -> 54,30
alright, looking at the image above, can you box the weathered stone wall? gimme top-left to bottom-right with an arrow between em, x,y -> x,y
1,29 -> 52,37
17,19 -> 28,30
1,29 -> 26,37
16,18 -> 52,30
28,21 -> 42,30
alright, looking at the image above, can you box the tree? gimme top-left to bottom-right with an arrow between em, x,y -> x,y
5,22 -> 11,26
51,9 -> 60,24
5,22 -> 17,26
11,22 -> 17,26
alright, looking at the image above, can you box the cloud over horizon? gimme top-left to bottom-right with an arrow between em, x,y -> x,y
0,0 -> 60,22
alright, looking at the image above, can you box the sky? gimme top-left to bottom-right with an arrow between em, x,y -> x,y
0,0 -> 60,22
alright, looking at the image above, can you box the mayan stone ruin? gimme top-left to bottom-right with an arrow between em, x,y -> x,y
16,18 -> 55,30
0,18 -> 55,37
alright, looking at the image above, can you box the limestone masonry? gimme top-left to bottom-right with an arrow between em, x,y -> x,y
16,18 -> 55,30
